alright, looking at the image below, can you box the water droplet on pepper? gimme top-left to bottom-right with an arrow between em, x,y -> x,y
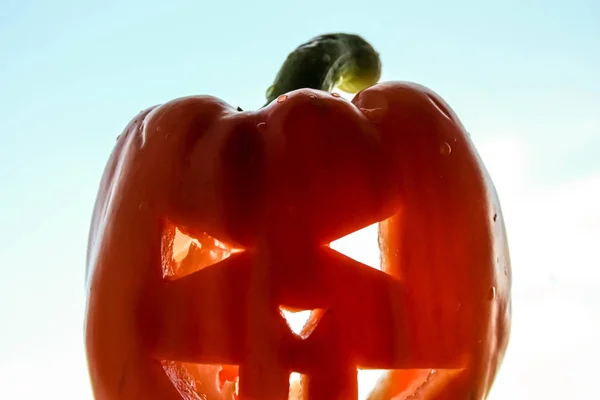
360,108 -> 385,123
440,142 -> 452,155
256,122 -> 267,133
331,92 -> 341,98
277,94 -> 288,103
488,286 -> 496,300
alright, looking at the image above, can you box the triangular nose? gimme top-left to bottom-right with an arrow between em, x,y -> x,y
279,307 -> 325,339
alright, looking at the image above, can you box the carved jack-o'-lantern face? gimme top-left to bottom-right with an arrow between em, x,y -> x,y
84,82 -> 511,400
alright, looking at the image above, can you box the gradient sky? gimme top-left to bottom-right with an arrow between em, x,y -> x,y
1,0 -> 599,398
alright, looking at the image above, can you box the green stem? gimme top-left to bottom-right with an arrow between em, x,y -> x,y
264,33 -> 381,106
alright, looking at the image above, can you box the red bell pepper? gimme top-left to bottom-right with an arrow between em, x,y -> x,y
85,33 -> 511,400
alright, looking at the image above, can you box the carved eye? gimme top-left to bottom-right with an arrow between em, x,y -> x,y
329,222 -> 381,269
161,222 -> 243,280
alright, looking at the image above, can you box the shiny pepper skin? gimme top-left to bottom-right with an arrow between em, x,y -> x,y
85,81 -> 511,400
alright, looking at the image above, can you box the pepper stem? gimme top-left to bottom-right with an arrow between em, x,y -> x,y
264,33 -> 381,106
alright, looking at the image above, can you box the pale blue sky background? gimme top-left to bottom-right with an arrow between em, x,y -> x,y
1,0 -> 599,398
